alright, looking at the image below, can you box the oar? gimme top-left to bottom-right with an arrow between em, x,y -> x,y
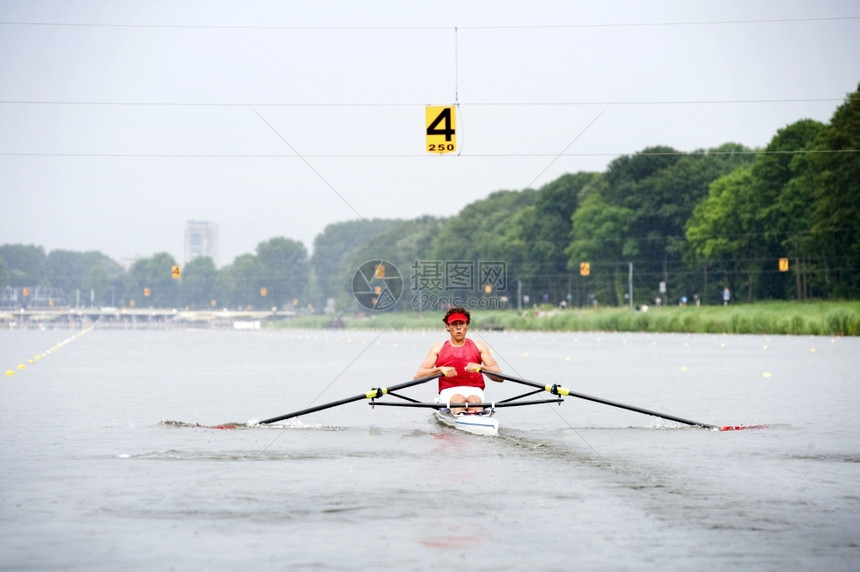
477,368 -> 719,430
258,373 -> 443,425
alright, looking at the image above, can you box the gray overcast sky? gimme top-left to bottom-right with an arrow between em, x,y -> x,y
1,1 -> 858,267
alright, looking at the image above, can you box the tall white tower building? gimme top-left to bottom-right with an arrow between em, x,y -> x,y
184,220 -> 219,266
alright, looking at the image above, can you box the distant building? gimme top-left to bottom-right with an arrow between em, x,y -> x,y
1,286 -> 68,309
184,221 -> 219,266
119,256 -> 140,272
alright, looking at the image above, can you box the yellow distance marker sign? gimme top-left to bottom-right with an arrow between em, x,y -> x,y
426,105 -> 456,154
580,262 -> 591,276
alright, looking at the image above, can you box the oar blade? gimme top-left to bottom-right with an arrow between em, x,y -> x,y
717,424 -> 768,431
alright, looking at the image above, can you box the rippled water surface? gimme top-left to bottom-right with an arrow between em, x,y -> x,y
1,327 -> 858,570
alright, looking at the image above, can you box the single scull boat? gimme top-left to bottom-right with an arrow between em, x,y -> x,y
434,408 -> 499,436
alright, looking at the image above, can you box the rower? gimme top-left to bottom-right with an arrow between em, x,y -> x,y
413,306 -> 503,414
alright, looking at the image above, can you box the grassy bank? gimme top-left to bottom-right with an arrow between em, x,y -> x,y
276,301 -> 860,336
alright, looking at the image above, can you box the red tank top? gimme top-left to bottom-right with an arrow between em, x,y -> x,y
436,339 -> 485,392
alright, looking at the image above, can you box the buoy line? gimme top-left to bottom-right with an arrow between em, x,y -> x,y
4,326 -> 94,377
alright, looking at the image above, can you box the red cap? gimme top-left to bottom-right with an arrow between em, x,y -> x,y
446,312 -> 468,324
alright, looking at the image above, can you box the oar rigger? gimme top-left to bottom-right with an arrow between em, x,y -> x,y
255,371 -> 567,436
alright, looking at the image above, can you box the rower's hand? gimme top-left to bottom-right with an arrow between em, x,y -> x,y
439,366 -> 456,377
464,362 -> 482,373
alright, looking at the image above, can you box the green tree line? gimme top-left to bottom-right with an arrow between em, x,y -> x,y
0,238 -> 309,311
3,84 -> 858,311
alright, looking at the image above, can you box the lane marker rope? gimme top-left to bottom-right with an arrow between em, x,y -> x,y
4,326 -> 93,377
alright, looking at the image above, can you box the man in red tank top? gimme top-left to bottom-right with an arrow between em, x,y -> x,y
414,306 -> 502,414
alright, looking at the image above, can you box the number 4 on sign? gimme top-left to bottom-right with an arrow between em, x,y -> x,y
426,106 -> 456,154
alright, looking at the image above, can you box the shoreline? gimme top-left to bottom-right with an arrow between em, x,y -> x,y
4,301 -> 858,336
279,301 -> 860,336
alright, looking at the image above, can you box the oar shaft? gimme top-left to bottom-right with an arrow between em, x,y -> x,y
480,369 -> 716,429
561,392 -> 716,429
259,393 -> 363,424
258,373 -> 442,425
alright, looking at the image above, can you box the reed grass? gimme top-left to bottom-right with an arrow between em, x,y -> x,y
277,301 -> 860,336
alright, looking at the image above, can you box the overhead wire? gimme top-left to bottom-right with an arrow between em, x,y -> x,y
249,107 -> 379,236
0,15 -> 857,30
524,107 -> 608,189
0,97 -> 852,106
2,149 -> 857,158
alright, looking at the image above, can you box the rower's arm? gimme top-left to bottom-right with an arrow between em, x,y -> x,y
474,341 -> 503,382
414,342 -> 454,380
